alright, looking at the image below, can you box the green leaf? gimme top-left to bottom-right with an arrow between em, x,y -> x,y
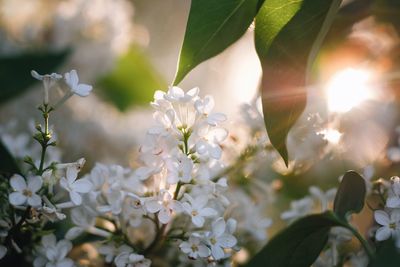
0,140 -> 21,178
0,50 -> 69,104
333,170 -> 366,220
97,46 -> 166,111
173,0 -> 262,85
246,212 -> 343,267
368,239 -> 400,267
255,0 -> 342,165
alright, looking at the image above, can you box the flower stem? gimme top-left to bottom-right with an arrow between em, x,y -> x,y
345,222 -> 375,260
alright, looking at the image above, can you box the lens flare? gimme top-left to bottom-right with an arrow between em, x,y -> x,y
325,68 -> 374,113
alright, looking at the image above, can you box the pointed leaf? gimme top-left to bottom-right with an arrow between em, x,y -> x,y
173,0 -> 262,85
255,0 -> 342,165
333,170 -> 366,220
246,212 -> 342,267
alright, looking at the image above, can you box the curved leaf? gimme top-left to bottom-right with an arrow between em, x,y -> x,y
173,0 -> 262,85
0,140 -> 21,178
255,0 -> 342,165
246,212 -> 342,267
333,170 -> 366,220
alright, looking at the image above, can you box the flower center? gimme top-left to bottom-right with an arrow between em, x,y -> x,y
191,210 -> 198,216
23,189 -> 32,197
191,244 -> 199,252
389,222 -> 397,229
133,200 -> 141,208
210,237 -> 217,245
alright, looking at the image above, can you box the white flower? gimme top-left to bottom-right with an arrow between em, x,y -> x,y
33,234 -> 73,267
115,251 -> 151,267
164,86 -> 199,103
182,193 -> 217,227
64,70 -> 93,97
374,210 -> 400,241
309,186 -> 336,212
195,124 -> 228,159
281,197 -> 314,222
387,176 -> 400,208
179,235 -> 210,259
31,70 -> 62,104
60,166 -> 92,205
99,244 -> 132,264
205,217 -> 237,260
166,153 -> 193,184
195,95 -> 227,126
9,174 -> 42,207
145,191 -> 182,224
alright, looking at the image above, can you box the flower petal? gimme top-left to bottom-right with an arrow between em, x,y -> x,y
211,245 -> 225,260
145,200 -> 161,213
75,84 -> 93,97
71,179 -> 92,193
10,174 -> 27,191
374,210 -> 390,226
199,207 -> 217,217
376,227 -> 391,241
27,194 -> 42,207
192,215 -> 205,227
66,167 -> 78,184
218,233 -> 237,248
70,191 -> 82,205
9,192 -> 26,206
27,176 -> 43,193
158,207 -> 171,224
212,217 -> 226,236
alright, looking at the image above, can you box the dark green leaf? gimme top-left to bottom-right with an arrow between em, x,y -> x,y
0,140 -> 21,178
0,50 -> 69,104
255,0 -> 342,165
368,239 -> 400,267
333,170 -> 366,220
98,46 -> 166,111
246,212 -> 343,267
173,0 -> 262,85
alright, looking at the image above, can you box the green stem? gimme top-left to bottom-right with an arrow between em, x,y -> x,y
345,222 -> 375,260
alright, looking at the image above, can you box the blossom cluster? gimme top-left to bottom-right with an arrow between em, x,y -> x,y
0,70 -> 276,267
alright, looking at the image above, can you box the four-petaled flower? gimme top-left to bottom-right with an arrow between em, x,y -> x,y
182,193 -> 217,227
179,235 -> 210,259
9,174 -> 42,207
205,217 -> 237,260
64,69 -> 93,97
145,191 -> 182,224
33,234 -> 73,267
60,166 -> 92,205
374,210 -> 400,241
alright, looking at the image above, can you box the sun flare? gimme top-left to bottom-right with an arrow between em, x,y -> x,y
325,68 -> 374,113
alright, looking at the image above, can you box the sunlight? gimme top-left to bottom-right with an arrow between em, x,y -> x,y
318,128 -> 342,145
325,68 -> 374,113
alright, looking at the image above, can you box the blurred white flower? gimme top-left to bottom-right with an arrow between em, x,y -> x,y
60,166 -> 92,205
281,197 -> 314,222
9,174 -> 42,207
205,217 -> 237,260
33,234 -> 73,267
179,235 -> 210,259
182,193 -> 217,227
374,210 -> 400,241
64,69 -> 93,97
31,70 -> 62,104
387,176 -> 400,208
166,153 -> 193,184
114,251 -> 151,267
145,191 -> 182,224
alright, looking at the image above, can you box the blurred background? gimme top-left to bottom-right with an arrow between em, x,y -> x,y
1,0 -> 400,245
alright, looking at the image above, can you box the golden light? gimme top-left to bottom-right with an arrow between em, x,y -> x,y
325,68 -> 374,113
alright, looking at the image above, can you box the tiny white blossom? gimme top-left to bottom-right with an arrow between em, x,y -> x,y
145,191 -> 182,224
64,70 -> 93,97
179,235 -> 210,259
182,193 -> 217,227
281,197 -> 314,222
9,174 -> 42,207
60,166 -> 92,205
205,217 -> 237,260
115,251 -> 151,267
31,70 -> 62,104
374,210 -> 400,241
33,234 -> 73,267
386,176 -> 400,208
166,153 -> 193,184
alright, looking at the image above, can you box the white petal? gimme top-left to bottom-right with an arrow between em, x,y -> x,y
187,87 -> 199,98
71,179 -> 92,193
198,245 -> 210,257
75,84 -> 92,97
27,194 -> 42,207
66,167 -> 78,184
145,200 -> 161,213
391,210 -> 400,222
375,210 -> 390,226
28,176 -> 43,192
182,202 -> 192,214
218,233 -> 237,248
376,227 -> 391,241
158,208 -> 171,224
211,245 -> 225,260
209,144 -> 222,159
57,240 -> 72,259
212,218 -> 226,236
226,218 -> 237,233
57,258 -> 74,267
10,174 -> 27,191
179,242 -> 191,253
193,195 -> 209,209
199,207 -> 217,217
42,234 -> 57,247
70,191 -> 82,205
59,177 -> 69,191
169,200 -> 183,212
65,227 -> 84,240
68,70 -> 79,86
9,192 -> 27,206
192,215 -> 205,227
